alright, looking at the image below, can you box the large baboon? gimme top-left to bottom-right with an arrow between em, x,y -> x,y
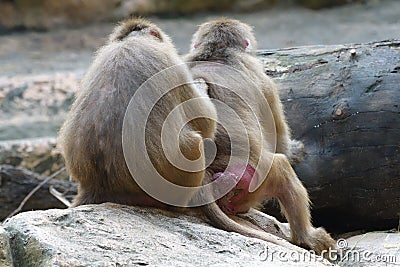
58,18 -> 216,207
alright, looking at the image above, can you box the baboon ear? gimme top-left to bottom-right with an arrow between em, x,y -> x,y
193,42 -> 199,49
244,38 -> 253,51
149,29 -> 161,39
244,38 -> 251,48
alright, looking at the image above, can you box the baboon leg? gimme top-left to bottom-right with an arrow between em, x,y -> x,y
260,153 -> 336,254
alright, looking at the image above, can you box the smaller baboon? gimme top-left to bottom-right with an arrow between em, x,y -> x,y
58,18 -> 217,208
185,18 -> 336,254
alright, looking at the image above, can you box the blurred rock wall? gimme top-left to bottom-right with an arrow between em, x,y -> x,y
0,0 -> 364,32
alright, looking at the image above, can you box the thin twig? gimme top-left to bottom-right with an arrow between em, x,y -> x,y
49,185 -> 72,207
5,167 -> 67,220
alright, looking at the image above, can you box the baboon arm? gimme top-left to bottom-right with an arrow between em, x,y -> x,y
260,82 -> 291,155
260,82 -> 306,164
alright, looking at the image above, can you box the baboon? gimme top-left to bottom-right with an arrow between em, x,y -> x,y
59,17 -> 331,255
185,18 -> 336,254
58,18 -> 217,208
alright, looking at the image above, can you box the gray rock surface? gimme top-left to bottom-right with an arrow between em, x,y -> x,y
0,138 -> 63,175
2,204 -> 333,267
339,232 -> 400,266
0,74 -> 79,141
0,227 -> 12,267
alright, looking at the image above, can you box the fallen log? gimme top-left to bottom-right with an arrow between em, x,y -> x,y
0,165 -> 77,221
259,40 -> 400,232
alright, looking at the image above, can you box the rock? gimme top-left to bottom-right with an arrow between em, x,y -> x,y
0,227 -> 12,267
0,73 -> 80,141
2,204 -> 333,266
0,138 -> 64,176
339,232 -> 400,266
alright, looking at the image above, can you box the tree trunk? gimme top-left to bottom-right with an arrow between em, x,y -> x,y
259,40 -> 400,232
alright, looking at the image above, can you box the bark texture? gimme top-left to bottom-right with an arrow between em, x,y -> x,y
0,165 -> 76,221
259,40 -> 400,232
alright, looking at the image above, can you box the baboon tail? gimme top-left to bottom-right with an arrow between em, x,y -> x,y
201,200 -> 302,252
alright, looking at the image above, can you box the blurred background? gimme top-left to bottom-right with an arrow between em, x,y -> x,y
0,0 -> 399,77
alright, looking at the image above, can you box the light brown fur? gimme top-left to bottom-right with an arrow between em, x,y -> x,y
58,18 -> 217,207
185,18 -> 335,254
